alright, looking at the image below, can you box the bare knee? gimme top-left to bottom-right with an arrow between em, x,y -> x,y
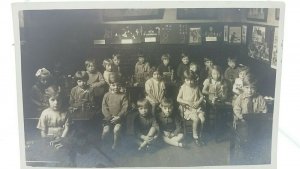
113,124 -> 122,134
198,113 -> 205,123
102,125 -> 110,134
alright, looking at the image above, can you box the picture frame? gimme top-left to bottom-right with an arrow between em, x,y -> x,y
248,25 -> 270,63
247,8 -> 268,22
229,26 -> 242,44
12,2 -> 284,169
189,27 -> 202,44
224,25 -> 229,42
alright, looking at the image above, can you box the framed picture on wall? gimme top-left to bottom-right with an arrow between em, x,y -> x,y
242,25 -> 247,44
142,24 -> 161,43
271,27 -> 279,69
229,26 -> 242,44
204,25 -> 221,42
224,25 -> 229,42
248,26 -> 270,62
247,8 -> 268,22
189,27 -> 202,44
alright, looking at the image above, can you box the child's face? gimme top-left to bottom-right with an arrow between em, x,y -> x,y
160,105 -> 173,117
190,64 -> 197,72
228,60 -> 236,68
138,106 -> 149,117
86,63 -> 96,73
105,64 -> 112,72
77,79 -> 87,88
49,96 -> 61,111
153,71 -> 161,81
211,69 -> 220,81
243,85 -> 256,97
39,76 -> 49,85
185,78 -> 195,87
205,60 -> 213,68
162,58 -> 169,66
113,58 -> 120,66
239,70 -> 247,79
182,57 -> 189,65
109,82 -> 120,93
138,57 -> 145,64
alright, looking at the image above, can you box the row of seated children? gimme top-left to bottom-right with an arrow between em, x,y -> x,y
30,51 -> 233,117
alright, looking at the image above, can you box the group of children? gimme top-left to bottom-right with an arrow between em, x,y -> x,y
31,52 -> 268,152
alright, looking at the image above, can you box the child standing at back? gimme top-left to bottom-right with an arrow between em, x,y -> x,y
189,62 -> 202,86
31,68 -> 52,116
134,53 -> 151,86
200,57 -> 214,83
103,59 -> 115,84
157,98 -> 184,147
177,70 -> 205,145
176,53 -> 190,84
224,57 -> 239,87
134,98 -> 159,151
158,53 -> 174,83
145,68 -> 166,116
85,58 -> 106,108
111,53 -> 121,74
101,74 -> 128,150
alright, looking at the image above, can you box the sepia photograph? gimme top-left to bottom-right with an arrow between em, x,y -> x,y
12,1 -> 284,169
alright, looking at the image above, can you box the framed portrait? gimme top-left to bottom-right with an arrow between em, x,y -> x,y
247,8 -> 268,22
229,26 -> 242,44
12,2 -> 284,169
248,26 -> 270,62
189,27 -> 202,44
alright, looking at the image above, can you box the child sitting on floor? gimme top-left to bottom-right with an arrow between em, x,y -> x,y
157,98 -> 184,147
134,98 -> 159,151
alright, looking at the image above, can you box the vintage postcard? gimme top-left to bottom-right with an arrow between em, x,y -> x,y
12,1 -> 284,169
